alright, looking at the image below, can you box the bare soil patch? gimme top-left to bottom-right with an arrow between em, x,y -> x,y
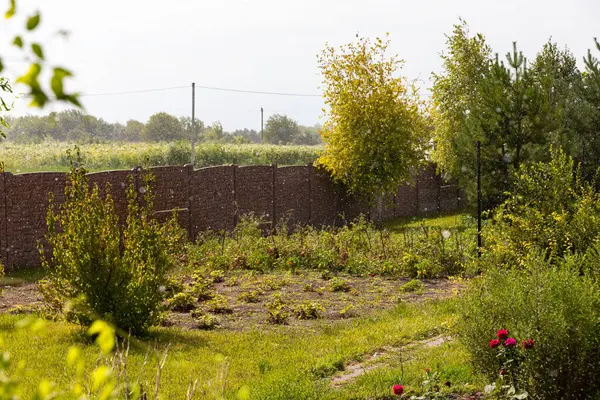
0,270 -> 465,331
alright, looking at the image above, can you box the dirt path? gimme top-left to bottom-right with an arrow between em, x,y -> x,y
0,282 -> 42,313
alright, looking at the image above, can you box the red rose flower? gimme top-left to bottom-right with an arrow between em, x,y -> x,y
499,369 -> 506,376
522,339 -> 534,349
489,339 -> 501,348
370,273 -> 375,277
504,338 -> 517,347
393,384 -> 404,395
497,329 -> 509,340
425,368 -> 430,373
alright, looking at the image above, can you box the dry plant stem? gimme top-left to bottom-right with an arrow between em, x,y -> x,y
154,344 -> 170,399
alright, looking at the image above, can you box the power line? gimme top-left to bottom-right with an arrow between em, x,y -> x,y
194,84 -> 322,97
79,85 -> 189,97
16,82 -> 433,99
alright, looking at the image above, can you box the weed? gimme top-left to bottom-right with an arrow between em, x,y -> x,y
238,290 -> 263,304
205,295 -> 233,314
265,294 -> 289,324
193,312 -> 221,330
339,304 -> 356,318
329,277 -> 351,292
167,292 -> 197,313
293,301 -> 325,320
210,269 -> 226,283
400,279 -> 425,294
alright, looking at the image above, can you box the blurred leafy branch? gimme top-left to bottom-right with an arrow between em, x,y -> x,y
1,0 -> 81,138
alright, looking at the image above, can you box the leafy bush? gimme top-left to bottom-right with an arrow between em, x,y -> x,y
41,164 -> 184,335
482,148 -> 600,267
205,295 -> 233,314
265,294 -> 289,324
399,279 -> 424,294
166,292 -> 196,312
238,290 -> 263,303
292,301 -> 325,320
209,269 -> 225,283
458,252 -> 600,399
189,276 -> 215,301
192,311 -> 221,330
328,277 -> 351,292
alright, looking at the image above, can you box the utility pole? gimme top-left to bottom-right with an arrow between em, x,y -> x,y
260,106 -> 264,143
191,82 -> 196,166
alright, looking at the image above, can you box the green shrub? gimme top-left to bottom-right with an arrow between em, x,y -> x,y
292,301 -> 325,320
190,276 -> 214,301
458,252 -> 600,399
166,292 -> 196,312
483,148 -> 600,268
265,294 -> 289,324
210,269 -> 225,283
338,304 -> 356,318
238,290 -> 262,303
399,279 -> 424,294
205,295 -> 233,314
192,311 -> 221,330
328,277 -> 351,292
41,164 -> 184,335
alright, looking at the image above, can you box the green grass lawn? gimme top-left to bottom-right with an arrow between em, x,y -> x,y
0,298 -> 481,399
384,212 -> 474,231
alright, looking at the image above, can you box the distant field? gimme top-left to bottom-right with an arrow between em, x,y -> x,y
0,142 -> 322,173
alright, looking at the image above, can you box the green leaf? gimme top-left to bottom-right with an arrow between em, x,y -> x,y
15,63 -> 42,86
0,58 -> 3,73
91,365 -> 111,390
31,43 -> 44,59
5,0 -> 15,19
13,36 -> 23,48
26,13 -> 40,30
66,346 -> 81,367
87,320 -> 115,355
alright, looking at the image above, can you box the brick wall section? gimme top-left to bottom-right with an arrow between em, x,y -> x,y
87,170 -> 136,223
235,165 -> 274,223
5,172 -> 66,267
0,162 -> 464,268
309,168 -> 341,227
190,166 -> 235,234
395,184 -> 418,217
416,164 -> 441,214
275,166 -> 310,226
339,192 -> 369,222
0,173 -> 7,266
146,165 -> 192,232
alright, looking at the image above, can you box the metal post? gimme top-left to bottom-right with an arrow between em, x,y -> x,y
261,106 -> 264,143
191,82 -> 196,166
477,141 -> 482,258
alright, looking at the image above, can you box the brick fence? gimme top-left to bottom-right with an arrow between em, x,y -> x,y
0,163 -> 465,269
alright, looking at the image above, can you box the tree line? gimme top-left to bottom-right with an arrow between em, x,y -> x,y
1,110 -> 323,145
430,20 -> 600,209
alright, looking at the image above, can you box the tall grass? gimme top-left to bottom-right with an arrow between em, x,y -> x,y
0,141 -> 321,172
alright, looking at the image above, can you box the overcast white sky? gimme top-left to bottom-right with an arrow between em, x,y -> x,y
1,0 -> 599,131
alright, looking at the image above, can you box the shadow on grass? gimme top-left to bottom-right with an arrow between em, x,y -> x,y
1,267 -> 47,286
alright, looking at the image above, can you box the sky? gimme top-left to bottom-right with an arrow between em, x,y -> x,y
1,0 -> 599,131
